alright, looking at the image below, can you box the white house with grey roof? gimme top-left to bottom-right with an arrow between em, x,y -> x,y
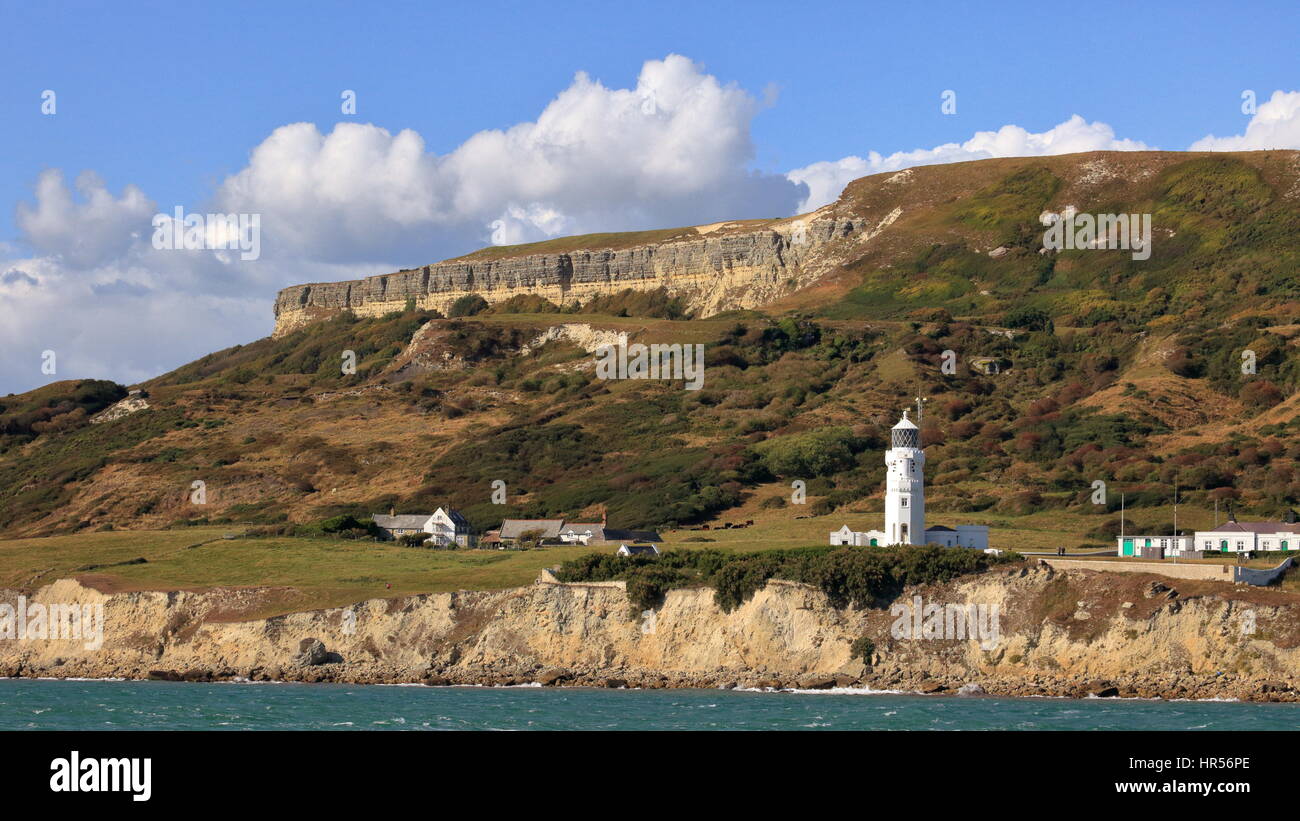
617,543 -> 660,556
499,519 -> 566,542
558,510 -> 609,545
1192,514 -> 1300,555
371,507 -> 476,547
499,511 -> 661,547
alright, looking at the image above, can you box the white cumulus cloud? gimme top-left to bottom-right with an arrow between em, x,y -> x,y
787,114 -> 1152,212
1191,90 -> 1300,151
15,170 -> 155,269
214,54 -> 804,263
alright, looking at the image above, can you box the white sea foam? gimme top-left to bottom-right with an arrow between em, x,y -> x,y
736,685 -> 908,695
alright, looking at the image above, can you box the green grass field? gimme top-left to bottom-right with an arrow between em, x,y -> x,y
0,501 -> 1268,617
0,527 -> 606,614
0,506 -> 1087,602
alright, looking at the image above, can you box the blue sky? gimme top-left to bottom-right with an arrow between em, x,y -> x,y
2,0 -> 1300,394
4,0 -> 1295,236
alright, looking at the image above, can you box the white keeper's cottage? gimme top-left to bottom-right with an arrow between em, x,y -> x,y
371,507 -> 476,547
830,411 -> 989,549
1117,512 -> 1300,557
1192,514 -> 1300,554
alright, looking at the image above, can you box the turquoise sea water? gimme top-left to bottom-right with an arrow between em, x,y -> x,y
2,679 -> 1300,730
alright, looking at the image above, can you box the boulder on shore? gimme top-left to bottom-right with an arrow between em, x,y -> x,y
535,667 -> 571,686
798,675 -> 837,690
296,638 -> 329,666
147,670 -> 183,682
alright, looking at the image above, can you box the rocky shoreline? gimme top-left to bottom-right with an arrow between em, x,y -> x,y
4,651 -> 1298,703
4,663 -> 1297,703
4,565 -> 1300,704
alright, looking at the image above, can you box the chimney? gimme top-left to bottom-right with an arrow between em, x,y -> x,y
601,506 -> 607,527
389,506 -> 395,517
1228,508 -> 1237,523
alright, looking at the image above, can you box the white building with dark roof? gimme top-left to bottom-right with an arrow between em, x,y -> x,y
500,509 -> 662,547
830,524 -> 886,546
1193,514 -> 1300,554
371,507 -> 476,547
1117,534 -> 1194,557
499,519 -> 565,541
830,411 -> 989,550
617,543 -> 660,557
371,513 -> 433,539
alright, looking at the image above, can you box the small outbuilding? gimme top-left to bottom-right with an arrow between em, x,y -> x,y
617,544 -> 660,557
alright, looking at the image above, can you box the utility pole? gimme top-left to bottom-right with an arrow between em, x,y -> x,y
1172,485 -> 1179,564
1120,491 -> 1125,555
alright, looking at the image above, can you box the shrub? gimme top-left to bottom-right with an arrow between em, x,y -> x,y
754,427 -> 861,478
311,514 -> 384,540
579,287 -> 692,320
487,294 -> 559,314
1086,518 -> 1124,540
556,545 -> 1017,615
449,294 -> 490,317
850,636 -> 875,665
1003,307 -> 1053,332
1241,379 -> 1285,408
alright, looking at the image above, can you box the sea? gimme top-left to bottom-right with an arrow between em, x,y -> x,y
2,678 -> 1299,730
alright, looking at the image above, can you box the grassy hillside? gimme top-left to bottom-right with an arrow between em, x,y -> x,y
2,150 -> 1300,568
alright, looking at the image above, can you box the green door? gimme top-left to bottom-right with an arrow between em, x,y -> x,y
1220,540 -> 1229,553
869,538 -> 877,546
1283,541 -> 1290,551
1122,539 -> 1134,556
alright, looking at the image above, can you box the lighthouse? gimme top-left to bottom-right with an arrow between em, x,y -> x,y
829,410 -> 990,550
884,410 -> 925,545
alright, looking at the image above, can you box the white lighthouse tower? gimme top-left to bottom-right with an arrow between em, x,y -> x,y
829,409 -> 990,550
884,410 -> 925,545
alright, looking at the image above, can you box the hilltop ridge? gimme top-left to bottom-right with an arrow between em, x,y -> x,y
273,149 -> 1300,336
272,211 -> 866,336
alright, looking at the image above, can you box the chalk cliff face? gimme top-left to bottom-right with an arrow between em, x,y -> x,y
272,215 -> 868,336
5,566 -> 1300,700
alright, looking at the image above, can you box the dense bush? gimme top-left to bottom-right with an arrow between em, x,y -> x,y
1003,306 -> 1053,332
753,427 -> 864,478
578,287 -> 692,319
555,545 -> 1020,614
298,514 -> 384,540
448,294 -> 490,317
487,294 -> 560,314
850,636 -> 875,665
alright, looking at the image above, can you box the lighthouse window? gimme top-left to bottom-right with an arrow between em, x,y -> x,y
901,498 -> 908,507
892,428 -> 919,449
